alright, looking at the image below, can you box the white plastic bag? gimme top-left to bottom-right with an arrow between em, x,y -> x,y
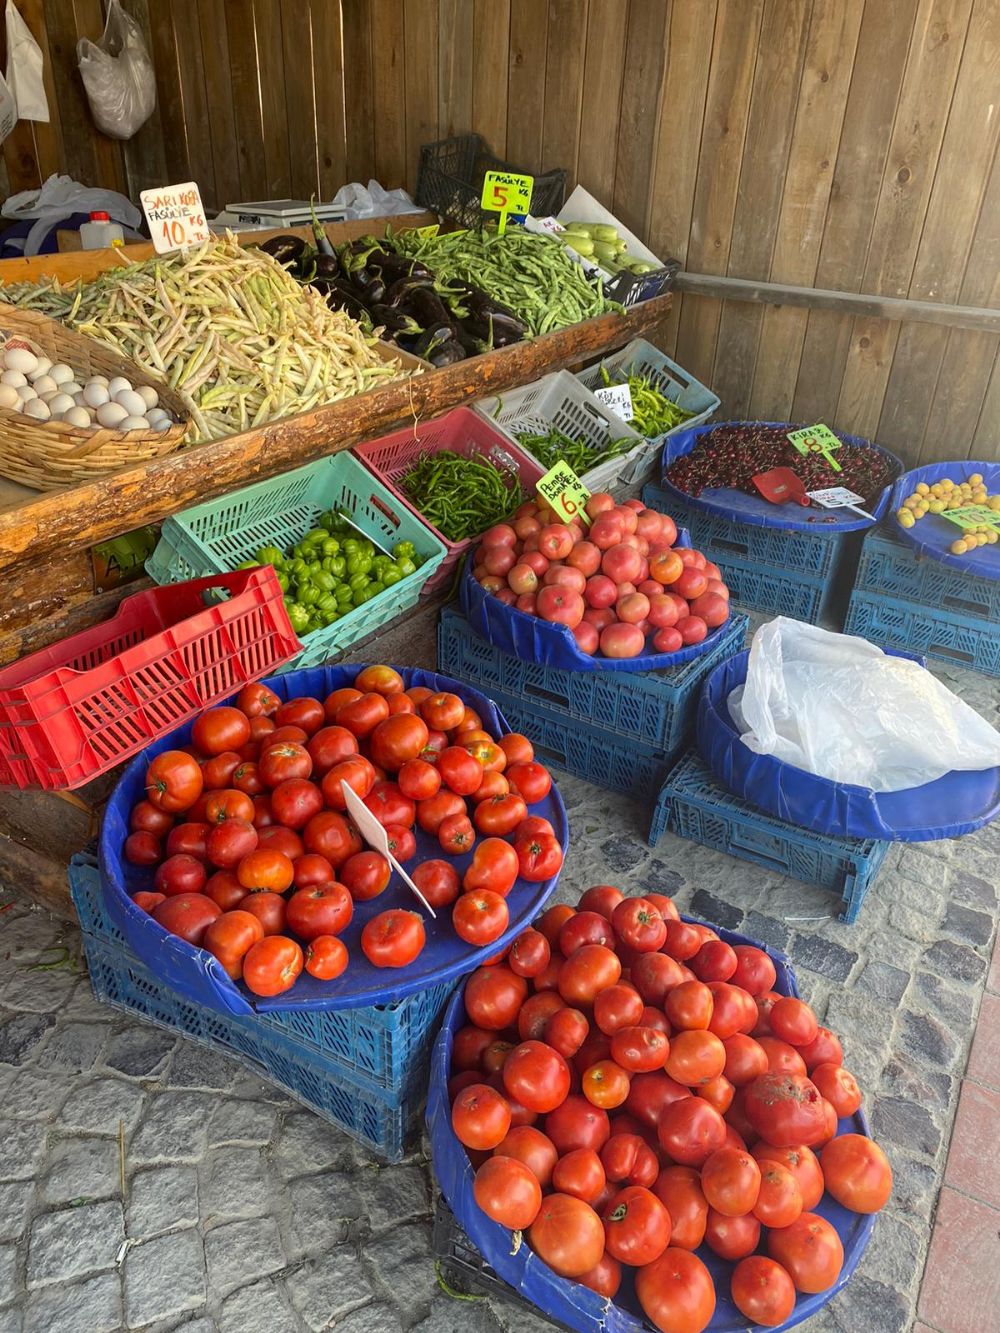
728,617 -> 1000,792
76,0 -> 155,140
5,0 -> 48,122
330,179 -> 422,219
0,70 -> 16,146
1,173 -> 141,254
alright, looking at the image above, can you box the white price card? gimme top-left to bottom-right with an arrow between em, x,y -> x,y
339,780 -> 437,918
807,486 -> 876,521
594,383 -> 634,423
141,182 -> 211,254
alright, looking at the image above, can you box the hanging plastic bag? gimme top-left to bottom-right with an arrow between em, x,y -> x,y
728,617 -> 1000,792
0,69 -> 16,146
76,0 -> 155,140
5,1 -> 49,122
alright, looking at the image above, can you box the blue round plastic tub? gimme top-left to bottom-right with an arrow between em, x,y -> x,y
98,665 -> 568,1016
427,919 -> 876,1333
696,650 -> 1000,842
459,531 -> 736,675
658,421 -> 903,533
887,459 -> 1000,581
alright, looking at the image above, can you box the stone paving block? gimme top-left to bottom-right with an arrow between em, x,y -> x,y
412,1293 -> 498,1332
689,888 -> 744,930
356,1164 -> 430,1233
879,1057 -> 953,1114
172,1320 -> 217,1333
0,1120 -> 47,1182
854,960 -> 910,1006
27,1201 -> 124,1288
35,1020 -> 109,1074
286,1173 -> 365,1257
201,1148 -> 271,1220
740,910 -> 791,952
942,901 -> 995,949
0,1013 -> 55,1066
872,1095 -> 942,1161
0,1182 -> 33,1243
285,1246 -> 374,1330
826,1273 -> 910,1333
0,1243 -> 16,1304
365,1220 -> 436,1314
206,1097 -> 277,1147
887,1150 -> 941,1221
167,1042 -> 242,1092
326,1302 -> 404,1333
893,1009 -> 963,1073
128,1166 -> 199,1238
2,1066 -> 69,1121
922,937 -> 988,985
950,868 -> 997,911
858,1210 -> 924,1294
911,969 -> 979,1034
1,965 -> 79,1014
204,1217 -> 284,1296
272,1110 -> 357,1179
124,1228 -> 206,1327
56,1077 -> 145,1136
218,1278 -> 299,1333
103,1027 -> 176,1079
490,1300 -> 567,1333
41,1135 -> 120,1205
129,1093 -> 216,1163
0,1309 -> 20,1333
22,1272 -> 123,1333
790,932 -> 858,983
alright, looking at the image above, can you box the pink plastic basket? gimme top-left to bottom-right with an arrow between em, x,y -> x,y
352,407 -> 544,593
0,567 -> 301,791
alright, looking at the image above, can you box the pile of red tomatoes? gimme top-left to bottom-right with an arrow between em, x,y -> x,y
470,492 -> 731,660
448,886 -> 891,1332
122,665 -> 563,999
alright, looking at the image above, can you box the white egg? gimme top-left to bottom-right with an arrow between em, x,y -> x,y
107,376 -> 132,397
83,382 -> 110,409
24,398 -> 50,421
31,374 -> 56,397
87,374 -> 109,387
17,384 -> 37,402
49,363 -> 75,386
96,401 -> 129,429
27,356 -> 52,380
0,369 -> 26,388
150,416 -> 172,432
114,389 -> 148,418
136,385 -> 159,410
145,407 -> 168,425
73,391 -> 88,407
0,384 -> 20,409
120,415 -> 150,431
61,382 -> 83,397
48,393 -> 76,417
11,398 -> 23,413
62,406 -> 93,428
4,347 -> 38,375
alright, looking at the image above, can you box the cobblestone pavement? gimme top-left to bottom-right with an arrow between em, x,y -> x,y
0,654 -> 997,1333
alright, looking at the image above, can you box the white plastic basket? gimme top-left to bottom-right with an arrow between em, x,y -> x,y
472,370 -> 648,495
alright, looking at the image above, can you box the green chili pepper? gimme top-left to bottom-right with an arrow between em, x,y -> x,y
515,425 -> 632,474
400,448 -> 526,543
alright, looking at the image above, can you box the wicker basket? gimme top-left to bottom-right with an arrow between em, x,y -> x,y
0,303 -> 189,490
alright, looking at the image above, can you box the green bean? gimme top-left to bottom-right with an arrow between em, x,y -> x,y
600,365 -> 694,437
400,449 -> 525,542
515,425 -> 632,474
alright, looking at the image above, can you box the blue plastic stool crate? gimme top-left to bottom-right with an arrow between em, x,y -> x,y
853,527 -> 1000,624
437,606 -> 748,755
649,750 -> 889,924
70,853 -> 450,1158
845,588 -> 1000,679
644,483 -> 855,626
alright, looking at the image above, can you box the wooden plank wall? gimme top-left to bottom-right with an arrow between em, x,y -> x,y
1,0 -> 998,465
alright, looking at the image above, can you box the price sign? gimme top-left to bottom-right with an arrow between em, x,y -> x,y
787,423 -> 843,473
481,170 -> 533,235
941,505 -> 1000,533
141,181 -> 211,254
807,487 -> 866,508
537,460 -> 591,524
595,383 -> 634,423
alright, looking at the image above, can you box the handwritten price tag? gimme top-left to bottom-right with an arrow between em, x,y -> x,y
481,170 -> 533,235
594,383 -> 634,423
806,487 -> 866,508
941,505 -> 1000,533
536,460 -> 591,524
787,424 -> 842,472
141,181 -> 211,254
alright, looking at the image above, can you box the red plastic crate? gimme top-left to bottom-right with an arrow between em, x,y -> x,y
352,407 -> 544,593
0,568 -> 300,791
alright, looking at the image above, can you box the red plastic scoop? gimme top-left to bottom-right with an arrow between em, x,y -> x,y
752,467 -> 811,506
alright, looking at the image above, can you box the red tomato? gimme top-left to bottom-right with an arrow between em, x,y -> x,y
124,831 -> 161,866
577,885 -> 624,920
652,1167 -> 708,1251
384,824 -> 416,863
154,854 -> 207,897
594,984 -> 644,1036
463,838 -> 520,898
267,778 -> 322,830
502,1040 -> 570,1113
578,1253 -> 622,1300
286,883 -> 353,940
203,789 -> 255,825
438,812 -> 475,855
798,1026 -> 844,1071
435,746 -> 483,797
631,953 -> 687,1006
508,927 -> 550,978
146,751 -> 204,814
291,853 -> 334,889
237,891 -> 286,936
418,690 -> 465,731
666,1030 -> 725,1087
369,714 -> 430,771
321,756 -> 377,810
723,1034 -> 769,1087
697,1074 -> 734,1116
515,992 -> 563,1042
205,818 -> 258,870
231,761 -> 263,796
626,1070 -> 690,1129
497,733 -> 534,766
305,935 -> 349,980
242,935 -> 303,997
537,904 -> 576,946
767,1212 -> 844,1293
397,757 -> 441,801
731,945 -> 777,996
770,997 -> 819,1048
152,892 -> 220,944
306,725 -> 358,775
665,980 -> 713,1031
656,1097 -> 726,1167
496,1126 -> 558,1187
544,1007 -> 590,1060
132,891 -> 165,914
452,1083 -> 511,1150
256,826 -> 304,860
603,1185 -> 672,1266
705,983 -> 754,1040
236,849 -> 294,894
558,945 -> 622,1007
753,1161 -> 803,1228
404,859 -> 457,910
469,771 -> 509,805
251,795 -> 273,828
582,1060 -> 631,1110
192,707 -> 251,756
201,750 -> 243,790
662,919 -> 705,961
552,1148 -> 606,1204
610,1026 -> 669,1073
453,890 -> 509,947
354,665 -> 404,697
258,743 -> 313,789
361,909 -> 426,968
730,1256 -> 796,1328
757,1036 -> 808,1077
612,898 -> 667,953
528,1195 -> 605,1278
689,940 -> 737,983
505,762 -> 552,804
247,717 -> 275,742
473,793 -> 529,837
601,1133 -> 658,1187
274,696 -> 325,735
260,725 -> 308,751
204,870 -> 246,911
474,1156 -> 542,1229
700,1147 -> 761,1217
302,811 -> 363,868
415,790 -> 466,835
464,966 -> 527,1030
236,682 -> 280,717
635,1249 -> 716,1333
130,799 -> 174,836
514,832 -> 563,883
338,850 -> 391,902
744,1072 -> 828,1147
820,1134 -> 892,1213
323,687 -> 362,722
560,911 -> 615,957
752,1143 -> 825,1211
203,909 -> 264,979
545,1095 -> 612,1156
811,1063 -> 862,1117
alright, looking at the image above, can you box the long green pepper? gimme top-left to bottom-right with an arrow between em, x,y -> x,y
515,425 -> 631,474
600,365 -> 694,436
401,449 -> 525,542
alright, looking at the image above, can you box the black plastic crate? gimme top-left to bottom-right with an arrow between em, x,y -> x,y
416,133 -> 566,229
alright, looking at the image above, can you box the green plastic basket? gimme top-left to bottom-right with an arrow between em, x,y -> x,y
146,452 -> 447,670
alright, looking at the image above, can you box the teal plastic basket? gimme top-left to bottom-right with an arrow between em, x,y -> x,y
146,452 -> 447,670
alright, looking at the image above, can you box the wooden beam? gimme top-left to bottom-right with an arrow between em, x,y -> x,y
0,297 -> 670,579
674,272 -> 1000,334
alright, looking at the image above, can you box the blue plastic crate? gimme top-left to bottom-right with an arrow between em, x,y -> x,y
649,750 -> 889,923
70,852 -> 452,1100
437,607 -> 748,754
845,588 -> 1000,678
854,527 -> 1000,623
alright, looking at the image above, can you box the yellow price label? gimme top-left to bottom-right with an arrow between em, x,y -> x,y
536,460 -> 590,524
481,170 -> 533,234
787,424 -> 842,472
